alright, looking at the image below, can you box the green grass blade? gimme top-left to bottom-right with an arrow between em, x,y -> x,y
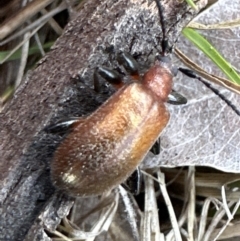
184,0 -> 197,10
0,42 -> 53,62
182,27 -> 240,85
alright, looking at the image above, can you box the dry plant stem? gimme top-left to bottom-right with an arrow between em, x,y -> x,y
197,198 -> 212,241
174,169 -> 195,240
212,189 -> 240,241
212,222 -> 240,240
187,167 -> 196,241
165,167 -> 184,187
141,173 -> 161,241
59,218 -> 101,239
158,178 -> 182,241
15,32 -> 30,89
221,186 -> 233,220
230,199 -> 240,224
74,195 -> 114,224
188,19 -> 240,29
0,22 -> 45,64
69,199 -> 78,223
141,170 -> 161,184
58,193 -> 118,240
177,214 -> 187,235
0,3 -> 67,46
164,168 -> 240,200
203,201 -> 235,241
85,193 -> 119,241
174,48 -> 240,95
0,0 -> 55,40
62,217 -> 80,231
148,179 -> 161,241
40,8 -> 63,35
33,32 -> 45,56
195,172 -> 240,189
50,229 -> 73,241
54,194 -> 118,240
157,171 -> 182,241
197,187 -> 240,201
163,168 -> 240,188
0,2 -> 66,64
118,186 -> 140,241
211,199 -> 240,240
140,175 -> 152,241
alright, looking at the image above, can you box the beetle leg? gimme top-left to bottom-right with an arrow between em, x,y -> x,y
167,89 -> 187,105
117,51 -> 140,81
179,68 -> 240,116
150,138 -> 161,155
94,67 -> 125,91
123,167 -> 142,196
44,117 -> 82,133
94,52 -> 140,92
93,69 -> 102,93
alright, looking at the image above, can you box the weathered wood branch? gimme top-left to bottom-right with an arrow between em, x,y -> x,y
0,0 -> 203,240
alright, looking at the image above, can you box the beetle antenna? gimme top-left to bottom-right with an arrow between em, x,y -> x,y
155,0 -> 240,116
155,0 -> 169,56
179,68 -> 240,116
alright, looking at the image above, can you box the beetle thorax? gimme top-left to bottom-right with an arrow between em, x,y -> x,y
142,60 -> 173,102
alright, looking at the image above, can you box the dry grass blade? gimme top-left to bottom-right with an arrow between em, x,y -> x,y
211,190 -> 240,240
210,220 -> 240,240
175,47 -> 240,95
186,167 -> 196,241
0,22 -> 44,64
0,2 -> 67,47
197,198 -> 212,241
203,201 -> 235,241
85,194 -> 119,241
0,0 -> 68,111
0,0 -> 55,40
118,185 -> 140,241
157,170 -> 182,241
15,32 -> 30,89
40,8 -> 64,35
49,192 -> 119,240
141,172 -> 161,241
188,19 -> 240,30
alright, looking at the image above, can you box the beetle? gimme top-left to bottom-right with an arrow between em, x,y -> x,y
46,0 -> 186,197
49,55 -> 177,197
46,0 -> 240,197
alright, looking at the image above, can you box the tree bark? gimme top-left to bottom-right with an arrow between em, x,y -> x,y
0,0 -> 204,240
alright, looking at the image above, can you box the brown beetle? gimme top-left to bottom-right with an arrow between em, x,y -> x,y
50,53 -> 177,197
49,0 -> 239,197
47,0 -> 189,197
